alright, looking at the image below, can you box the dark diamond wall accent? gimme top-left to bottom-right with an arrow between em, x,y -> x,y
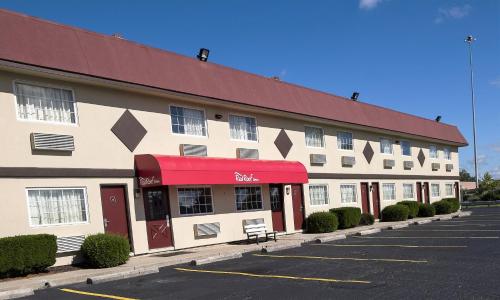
418,148 -> 426,167
111,110 -> 147,152
274,129 -> 293,158
363,142 -> 374,164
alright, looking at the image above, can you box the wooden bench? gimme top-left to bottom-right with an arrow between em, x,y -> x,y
244,223 -> 277,244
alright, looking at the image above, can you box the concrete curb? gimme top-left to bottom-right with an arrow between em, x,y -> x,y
458,211 -> 472,217
414,219 -> 432,225
356,228 -> 381,236
86,266 -> 159,284
191,253 -> 242,266
0,288 -> 34,300
44,275 -> 89,288
315,234 -> 346,243
261,242 -> 302,253
388,223 -> 409,230
438,216 -> 452,221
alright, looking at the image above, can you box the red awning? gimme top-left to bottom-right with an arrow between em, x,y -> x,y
134,155 -> 308,187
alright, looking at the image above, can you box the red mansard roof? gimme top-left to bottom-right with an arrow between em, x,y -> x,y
0,9 -> 467,146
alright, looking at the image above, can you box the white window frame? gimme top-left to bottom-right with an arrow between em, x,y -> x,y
380,138 -> 393,155
382,183 -> 396,201
13,80 -> 79,126
445,183 -> 454,197
340,184 -> 357,204
177,186 -> 215,216
429,145 -> 438,159
234,185 -> 263,211
431,183 -> 441,198
26,187 -> 89,227
169,104 -> 208,138
304,125 -> 325,148
401,140 -> 412,156
228,113 -> 259,142
402,183 -> 415,200
337,131 -> 354,151
309,184 -> 329,206
443,147 -> 452,160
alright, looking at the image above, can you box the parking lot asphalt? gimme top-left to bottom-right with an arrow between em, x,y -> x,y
26,207 -> 500,300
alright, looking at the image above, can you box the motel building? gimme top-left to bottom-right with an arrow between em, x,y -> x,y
0,10 -> 467,265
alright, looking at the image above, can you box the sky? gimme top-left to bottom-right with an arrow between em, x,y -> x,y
1,0 -> 499,178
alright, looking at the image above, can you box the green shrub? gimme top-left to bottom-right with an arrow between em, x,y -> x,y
306,212 -> 338,233
432,200 -> 453,215
442,198 -> 460,213
418,203 -> 436,217
330,207 -> 362,229
0,234 -> 57,278
381,204 -> 409,222
397,201 -> 419,219
81,234 -> 130,268
359,213 -> 375,225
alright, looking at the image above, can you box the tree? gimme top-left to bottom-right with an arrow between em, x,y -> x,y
459,169 -> 476,182
479,172 -> 498,192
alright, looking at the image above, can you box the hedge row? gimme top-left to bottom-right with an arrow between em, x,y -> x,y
306,207 -> 374,233
330,207 -> 362,229
381,204 -> 409,222
306,212 -> 339,233
397,201 -> 419,219
418,203 -> 435,217
81,234 -> 130,268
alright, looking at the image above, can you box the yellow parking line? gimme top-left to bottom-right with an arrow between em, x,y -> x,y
404,229 -> 500,232
312,244 -> 467,248
253,253 -> 427,263
354,236 -> 499,239
174,267 -> 370,284
59,288 -> 138,300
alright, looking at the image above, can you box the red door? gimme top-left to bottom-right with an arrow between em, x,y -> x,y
143,188 -> 173,249
291,184 -> 305,230
423,182 -> 430,204
100,186 -> 130,239
371,182 -> 381,219
270,184 -> 285,232
416,182 -> 422,203
360,182 -> 370,214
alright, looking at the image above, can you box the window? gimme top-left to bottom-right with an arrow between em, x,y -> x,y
443,148 -> 451,160
309,184 -> 329,205
380,139 -> 393,154
401,141 -> 412,156
445,184 -> 454,197
170,106 -> 207,136
431,183 -> 440,197
270,185 -> 283,211
305,126 -> 324,148
178,187 -> 213,215
337,131 -> 353,150
15,82 -> 77,124
340,184 -> 357,204
229,115 -> 258,141
403,184 -> 415,199
27,188 -> 88,226
382,183 -> 396,201
235,186 -> 262,211
429,145 -> 438,158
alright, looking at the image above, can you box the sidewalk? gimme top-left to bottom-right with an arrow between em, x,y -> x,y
0,210 -> 471,299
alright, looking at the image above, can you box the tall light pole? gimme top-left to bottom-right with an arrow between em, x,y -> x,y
465,35 -> 479,188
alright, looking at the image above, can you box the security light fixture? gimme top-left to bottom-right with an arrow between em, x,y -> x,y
351,92 -> 359,101
435,115 -> 442,122
197,48 -> 210,62
215,114 -> 223,120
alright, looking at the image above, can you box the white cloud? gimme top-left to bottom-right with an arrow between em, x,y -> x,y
489,77 -> 500,88
468,154 -> 487,166
359,0 -> 383,10
435,4 -> 472,24
488,166 -> 500,179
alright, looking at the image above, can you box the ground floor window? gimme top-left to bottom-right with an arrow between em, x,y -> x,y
403,184 -> 414,199
431,183 -> 440,197
235,186 -> 263,211
382,183 -> 396,201
309,184 -> 329,205
27,187 -> 88,226
178,187 -> 213,215
340,184 -> 357,204
445,183 -> 454,197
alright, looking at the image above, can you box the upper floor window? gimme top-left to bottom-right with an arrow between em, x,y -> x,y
15,82 -> 77,124
309,184 -> 329,206
337,131 -> 353,150
229,115 -> 258,141
235,186 -> 262,211
429,145 -> 438,158
403,183 -> 414,199
305,126 -> 324,148
340,184 -> 357,204
27,188 -> 88,226
431,183 -> 440,197
401,141 -> 412,156
382,183 -> 396,201
170,106 -> 207,136
380,138 -> 393,154
443,148 -> 451,160
178,187 -> 214,215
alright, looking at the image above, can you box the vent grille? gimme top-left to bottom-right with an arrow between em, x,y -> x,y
57,235 -> 85,253
243,218 -> 265,232
195,222 -> 221,237
31,133 -> 75,151
180,144 -> 207,156
310,154 -> 327,165
237,148 -> 259,159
